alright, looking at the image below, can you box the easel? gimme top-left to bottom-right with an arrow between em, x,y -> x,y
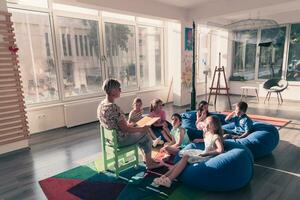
207,53 -> 232,110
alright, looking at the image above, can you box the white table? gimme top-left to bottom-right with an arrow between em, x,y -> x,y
240,86 -> 259,102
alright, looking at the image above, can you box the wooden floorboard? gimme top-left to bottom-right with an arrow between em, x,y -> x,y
0,96 -> 299,200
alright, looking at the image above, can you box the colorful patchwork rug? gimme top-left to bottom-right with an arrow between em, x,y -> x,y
39,160 -> 206,200
221,112 -> 291,129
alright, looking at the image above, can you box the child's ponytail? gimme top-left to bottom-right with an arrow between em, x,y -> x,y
150,98 -> 163,112
208,115 -> 224,142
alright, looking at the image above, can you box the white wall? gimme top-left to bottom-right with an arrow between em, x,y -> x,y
0,1 -> 6,11
166,22 -> 182,106
55,0 -> 187,21
229,81 -> 300,101
188,0 -> 296,21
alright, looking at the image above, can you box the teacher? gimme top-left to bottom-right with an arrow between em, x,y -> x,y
97,79 -> 160,169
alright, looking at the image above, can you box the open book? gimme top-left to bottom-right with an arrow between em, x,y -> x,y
136,116 -> 160,127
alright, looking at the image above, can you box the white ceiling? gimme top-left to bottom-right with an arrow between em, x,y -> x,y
151,0 -> 211,8
186,0 -> 300,26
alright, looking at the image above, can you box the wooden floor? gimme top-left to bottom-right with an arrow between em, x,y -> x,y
0,96 -> 299,200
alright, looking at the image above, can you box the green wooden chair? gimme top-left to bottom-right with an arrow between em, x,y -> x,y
100,125 -> 139,177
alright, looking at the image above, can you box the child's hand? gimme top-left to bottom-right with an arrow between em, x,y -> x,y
197,153 -> 203,157
200,111 -> 206,119
128,122 -> 136,127
232,135 -> 241,139
162,122 -> 168,128
231,111 -> 237,117
160,146 -> 166,152
197,111 -> 201,119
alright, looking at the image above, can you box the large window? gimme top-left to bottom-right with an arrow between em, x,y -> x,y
138,26 -> 162,88
9,3 -> 168,105
10,9 -> 59,104
105,22 -> 137,90
56,17 -> 102,97
231,30 -> 257,81
287,24 -> 300,81
258,27 -> 286,79
197,27 -> 211,83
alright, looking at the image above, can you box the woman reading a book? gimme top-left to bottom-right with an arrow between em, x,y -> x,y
153,115 -> 224,187
97,79 -> 161,169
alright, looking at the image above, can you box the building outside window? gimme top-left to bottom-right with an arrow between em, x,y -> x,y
10,9 -> 59,104
67,34 -> 72,56
56,17 -> 102,97
61,33 -> 67,56
75,35 -> 79,56
9,2 -> 169,105
104,22 -> 137,90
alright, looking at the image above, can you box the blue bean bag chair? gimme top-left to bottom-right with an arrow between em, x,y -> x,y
181,111 -> 279,159
225,122 -> 279,159
175,141 -> 253,191
181,111 -> 226,141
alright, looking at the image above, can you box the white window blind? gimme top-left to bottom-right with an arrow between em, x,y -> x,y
0,11 -> 29,145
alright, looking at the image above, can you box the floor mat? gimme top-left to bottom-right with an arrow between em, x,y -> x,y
38,160 -> 200,200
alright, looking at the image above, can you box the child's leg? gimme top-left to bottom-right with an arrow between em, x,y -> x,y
165,146 -> 180,156
148,129 -> 157,140
165,155 -> 189,181
161,129 -> 172,143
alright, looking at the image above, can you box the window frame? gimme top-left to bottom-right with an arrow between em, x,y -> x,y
53,12 -> 105,101
136,24 -> 165,89
196,26 -> 212,83
102,21 -> 139,93
9,1 -> 169,106
8,8 -> 62,108
230,24 -> 293,83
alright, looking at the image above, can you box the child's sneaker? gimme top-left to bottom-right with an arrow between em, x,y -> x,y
158,138 -> 164,145
152,138 -> 160,148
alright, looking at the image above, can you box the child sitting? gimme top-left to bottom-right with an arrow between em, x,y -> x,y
128,97 -> 163,147
160,113 -> 190,157
149,98 -> 173,143
223,101 -> 253,139
153,116 -> 224,188
195,100 -> 210,130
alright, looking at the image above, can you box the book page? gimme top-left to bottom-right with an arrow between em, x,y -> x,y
136,116 -> 160,127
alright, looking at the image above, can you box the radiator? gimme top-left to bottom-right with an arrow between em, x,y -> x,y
64,98 -> 102,128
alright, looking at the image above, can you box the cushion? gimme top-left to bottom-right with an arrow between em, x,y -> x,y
227,122 -> 279,158
181,111 -> 279,159
175,141 -> 253,191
